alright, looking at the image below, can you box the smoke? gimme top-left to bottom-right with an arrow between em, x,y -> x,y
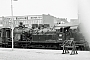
79,0 -> 90,48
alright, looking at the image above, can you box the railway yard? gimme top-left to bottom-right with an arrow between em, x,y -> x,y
0,48 -> 90,60
0,23 -> 89,60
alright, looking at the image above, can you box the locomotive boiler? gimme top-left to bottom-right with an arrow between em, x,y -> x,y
7,25 -> 68,49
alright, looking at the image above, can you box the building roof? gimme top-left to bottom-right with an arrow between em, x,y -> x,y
70,26 -> 78,29
55,22 -> 79,27
54,22 -> 79,29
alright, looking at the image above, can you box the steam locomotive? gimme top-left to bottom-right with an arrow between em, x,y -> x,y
0,23 -> 89,50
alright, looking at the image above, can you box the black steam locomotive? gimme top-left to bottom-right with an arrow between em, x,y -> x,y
0,23 -> 89,50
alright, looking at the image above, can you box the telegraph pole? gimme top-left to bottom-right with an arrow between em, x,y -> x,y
11,0 -> 14,51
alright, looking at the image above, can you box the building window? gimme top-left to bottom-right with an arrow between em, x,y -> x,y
26,21 -> 27,23
14,21 -> 15,24
25,21 -> 27,24
15,21 -> 17,24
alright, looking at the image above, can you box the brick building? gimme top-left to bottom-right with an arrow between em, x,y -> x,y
0,17 -> 3,28
1,14 -> 68,28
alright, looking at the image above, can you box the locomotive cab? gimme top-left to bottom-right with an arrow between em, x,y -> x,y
55,26 -> 71,42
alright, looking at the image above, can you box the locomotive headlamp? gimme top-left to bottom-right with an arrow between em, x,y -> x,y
59,34 -> 62,37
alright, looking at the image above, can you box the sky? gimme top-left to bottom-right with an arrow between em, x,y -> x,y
0,0 -> 78,22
